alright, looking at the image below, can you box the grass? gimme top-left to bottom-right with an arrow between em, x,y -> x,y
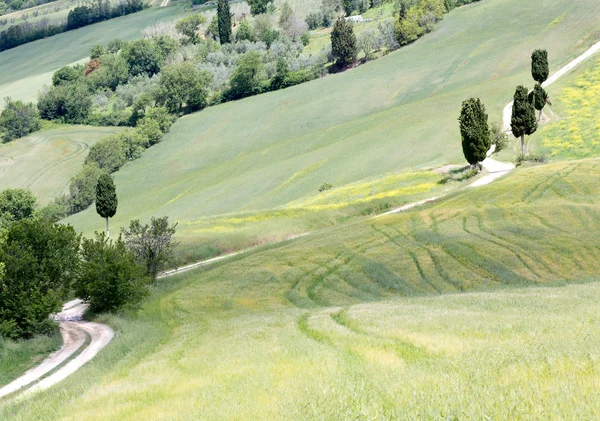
0,334 -> 61,388
0,2 -> 192,109
4,158 -> 600,419
530,55 -> 600,159
53,0 -> 600,260
0,125 -> 121,205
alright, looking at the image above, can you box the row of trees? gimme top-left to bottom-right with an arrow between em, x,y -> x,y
0,182 -> 177,339
459,49 -> 551,168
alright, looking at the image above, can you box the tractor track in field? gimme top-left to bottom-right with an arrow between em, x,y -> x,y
3,37 -> 600,405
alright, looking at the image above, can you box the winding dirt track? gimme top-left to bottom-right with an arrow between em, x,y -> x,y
2,37 -> 600,404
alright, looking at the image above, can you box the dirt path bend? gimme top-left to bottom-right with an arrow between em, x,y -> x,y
0,300 -> 114,401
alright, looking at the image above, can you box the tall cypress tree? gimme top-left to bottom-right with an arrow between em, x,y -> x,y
96,173 -> 118,237
531,49 -> 549,84
511,85 -> 538,155
528,83 -> 550,122
459,98 -> 490,169
217,0 -> 232,44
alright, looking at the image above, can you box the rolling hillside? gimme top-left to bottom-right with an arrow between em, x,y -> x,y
57,0 -> 600,257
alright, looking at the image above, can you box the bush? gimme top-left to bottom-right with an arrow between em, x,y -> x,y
227,51 -> 268,99
88,54 -> 129,91
515,153 -> 546,167
38,83 -> 93,124
52,65 -> 82,86
85,136 -> 128,173
490,122 -> 509,153
75,232 -> 149,313
0,97 -> 40,142
155,62 -> 212,114
0,188 -> 37,224
319,182 -> 333,192
136,117 -> 163,148
121,38 -> 163,77
395,0 -> 445,45
0,218 -> 80,339
69,163 -> 107,213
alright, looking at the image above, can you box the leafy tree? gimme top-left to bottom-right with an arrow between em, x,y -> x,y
66,5 -> 94,30
69,163 -> 107,213
96,173 -> 118,237
88,54 -> 129,91
247,0 -> 270,15
217,0 -> 232,44
395,0 -> 444,45
107,38 -> 124,53
85,136 -> 127,173
144,106 -> 173,133
236,19 -> 255,42
227,51 -> 267,99
489,122 -> 509,154
0,218 -> 80,339
331,17 -> 357,67
0,188 -> 37,223
136,117 -> 163,147
153,35 -> 180,60
52,66 -> 82,86
175,14 -> 206,44
253,14 -> 279,47
155,62 -> 212,113
270,57 -> 289,90
90,44 -> 106,59
0,97 -> 41,142
37,83 -> 93,124
76,232 -> 148,313
511,85 -> 538,155
528,83 -> 550,121
357,27 -> 380,60
121,216 -> 178,282
458,97 -> 490,169
206,14 -> 219,40
531,49 -> 549,84
121,38 -> 163,76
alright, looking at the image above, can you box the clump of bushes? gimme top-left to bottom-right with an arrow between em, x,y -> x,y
319,182 -> 333,192
515,153 -> 546,167
0,97 -> 41,142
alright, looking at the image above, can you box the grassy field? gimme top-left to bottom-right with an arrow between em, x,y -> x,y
3,158 -> 600,419
529,55 -> 600,159
0,126 -> 121,205
0,334 -> 61,388
57,0 -> 600,260
0,3 -> 191,109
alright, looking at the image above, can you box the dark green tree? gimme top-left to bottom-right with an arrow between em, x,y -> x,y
227,51 -> 267,99
121,39 -> 163,76
247,0 -> 270,15
52,66 -> 81,86
531,49 -> 549,84
528,83 -> 550,122
343,0 -> 353,15
121,216 -> 178,282
0,98 -> 41,142
331,17 -> 357,67
217,0 -> 232,44
0,218 -> 80,339
511,85 -> 538,155
96,173 -> 118,237
458,98 -> 490,169
76,232 -> 148,313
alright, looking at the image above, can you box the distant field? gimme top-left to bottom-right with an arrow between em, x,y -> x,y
59,0 -> 600,259
4,159 -> 600,420
0,126 -> 121,205
0,3 -> 191,109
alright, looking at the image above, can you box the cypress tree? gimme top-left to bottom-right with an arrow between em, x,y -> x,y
528,83 -> 550,122
458,98 -> 490,169
531,49 -> 549,84
511,85 -> 538,155
331,17 -> 357,67
96,173 -> 118,237
217,0 -> 232,44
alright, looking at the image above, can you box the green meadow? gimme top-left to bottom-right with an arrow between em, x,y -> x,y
0,126 -> 121,205
55,0 -> 600,259
3,158 -> 600,419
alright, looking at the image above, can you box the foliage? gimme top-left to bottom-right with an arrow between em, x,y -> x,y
0,97 -> 40,142
90,44 -> 106,60
217,0 -> 232,44
96,173 -> 118,220
52,66 -> 82,87
227,50 -> 267,99
357,27 -> 381,60
0,188 -> 37,224
76,232 -> 148,313
136,117 -> 163,148
318,182 -> 333,192
37,82 -> 93,124
85,136 -> 128,173
121,38 -> 163,77
459,97 -> 490,166
515,152 -> 547,166
175,14 -> 206,45
247,0 -> 271,15
395,0 -> 445,45
528,83 -> 549,115
155,62 -> 212,114
331,17 -> 357,66
88,54 -> 129,91
531,49 -> 549,84
236,19 -> 254,42
206,14 -> 219,41
121,216 -> 178,281
511,85 -> 537,153
489,122 -> 509,153
0,218 -> 80,339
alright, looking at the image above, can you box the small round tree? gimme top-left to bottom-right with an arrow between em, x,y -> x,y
459,98 -> 490,170
531,49 -> 549,85
529,83 -> 550,121
511,85 -> 538,155
331,17 -> 357,68
96,173 -> 118,237
217,0 -> 232,44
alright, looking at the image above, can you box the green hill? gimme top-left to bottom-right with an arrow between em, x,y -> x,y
59,0 -> 600,258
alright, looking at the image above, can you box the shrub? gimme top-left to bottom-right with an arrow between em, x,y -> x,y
155,62 -> 212,114
69,163 -> 107,213
0,188 -> 37,223
236,19 -> 254,42
227,51 -> 268,99
52,65 -> 82,86
88,54 -> 129,91
319,182 -> 333,192
515,153 -> 546,167
76,232 -> 149,313
38,83 -> 93,124
144,107 -> 173,133
121,38 -> 163,77
121,216 -> 178,282
85,136 -> 128,173
136,117 -> 163,148
0,218 -> 80,339
490,122 -> 509,153
0,97 -> 40,142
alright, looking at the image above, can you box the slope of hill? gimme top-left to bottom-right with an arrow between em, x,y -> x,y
3,158 -> 599,420
0,126 -> 121,205
60,0 -> 600,257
